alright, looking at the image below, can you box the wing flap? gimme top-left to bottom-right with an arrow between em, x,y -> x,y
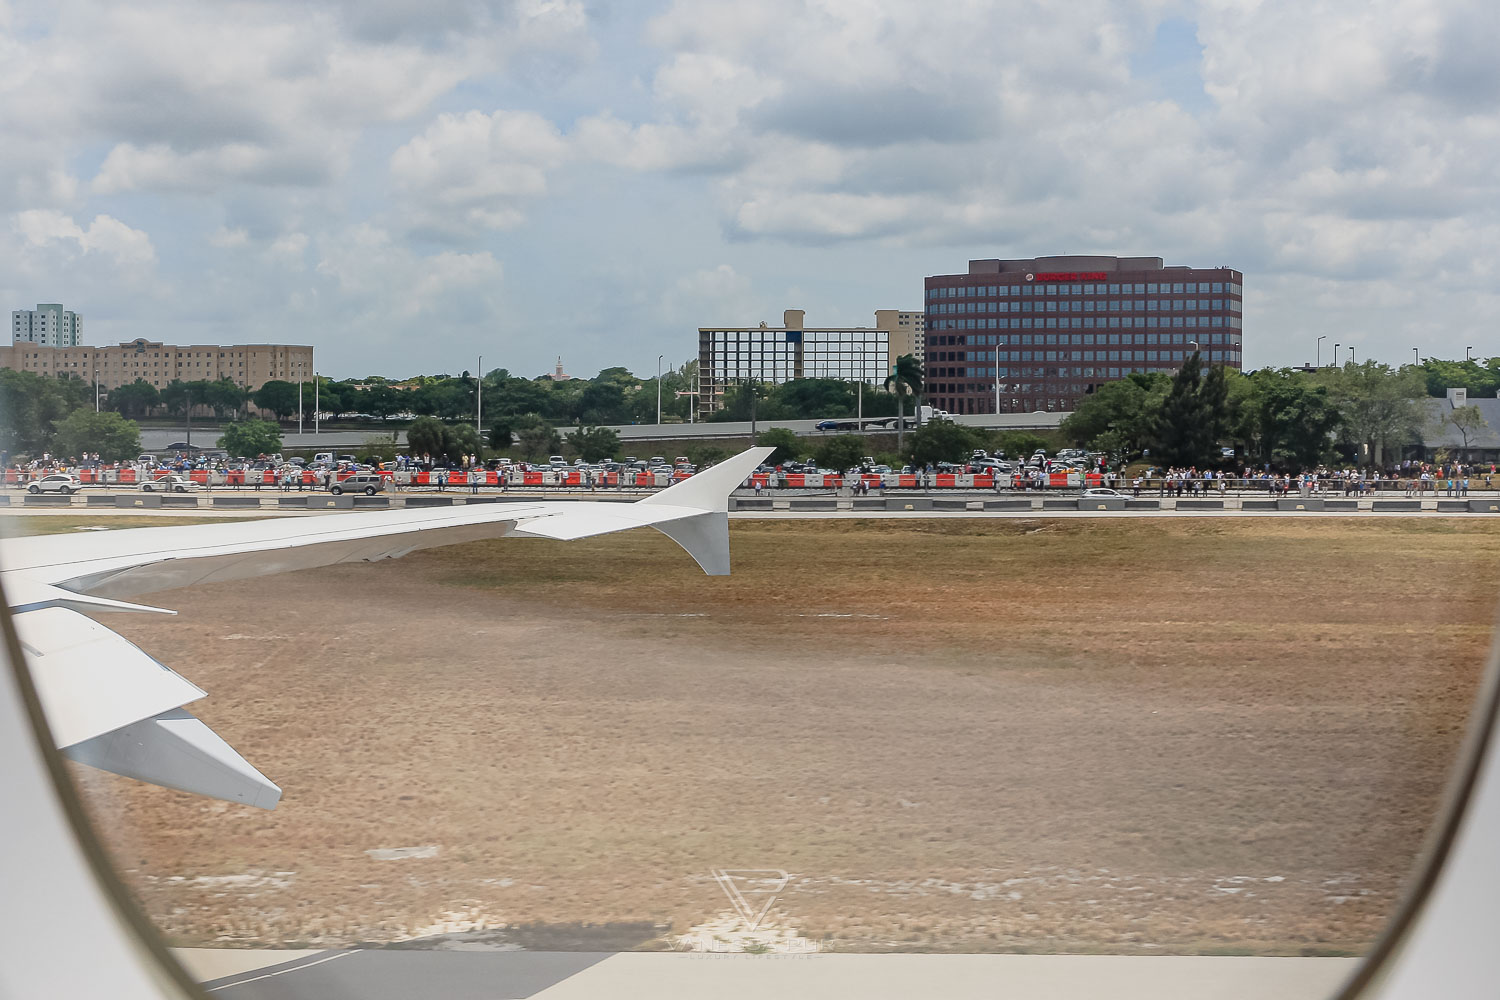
14,607 -> 205,749
63,708 -> 281,810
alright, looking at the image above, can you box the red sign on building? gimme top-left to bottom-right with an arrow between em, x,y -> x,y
1031,271 -> 1108,281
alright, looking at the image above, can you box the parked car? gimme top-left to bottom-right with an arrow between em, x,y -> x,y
142,474 -> 200,493
28,474 -> 82,495
329,473 -> 385,496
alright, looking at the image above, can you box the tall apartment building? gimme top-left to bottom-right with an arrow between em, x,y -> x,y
924,255 -> 1243,414
698,309 -> 906,418
0,338 -> 314,393
874,309 -> 925,371
12,303 -> 82,347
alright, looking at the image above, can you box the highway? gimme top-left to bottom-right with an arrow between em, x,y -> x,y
138,410 -> 1066,451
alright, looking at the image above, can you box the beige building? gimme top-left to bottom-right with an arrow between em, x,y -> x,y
698,308 -> 919,418
874,309 -> 925,371
0,338 -> 314,393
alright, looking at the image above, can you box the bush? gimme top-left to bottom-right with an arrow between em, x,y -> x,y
217,419 -> 282,459
813,434 -> 867,471
52,410 -> 142,463
757,427 -> 800,464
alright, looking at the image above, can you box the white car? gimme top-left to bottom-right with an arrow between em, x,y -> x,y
142,474 -> 201,493
1081,487 -> 1125,497
27,474 -> 82,495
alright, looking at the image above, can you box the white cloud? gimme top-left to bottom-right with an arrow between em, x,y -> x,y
660,263 -> 760,326
15,210 -> 156,267
390,109 -> 569,238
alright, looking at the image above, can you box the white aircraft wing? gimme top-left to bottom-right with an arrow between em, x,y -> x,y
1,446 -> 770,810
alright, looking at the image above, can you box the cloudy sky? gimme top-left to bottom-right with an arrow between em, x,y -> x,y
3,0 -> 1496,378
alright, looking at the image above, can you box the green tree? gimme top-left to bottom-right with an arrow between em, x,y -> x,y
565,425 -> 621,462
445,423 -> 481,460
251,379 -> 300,421
1244,368 -> 1339,469
406,415 -> 448,459
1154,352 -> 1224,468
201,377 -> 247,419
1421,358 -> 1500,399
757,427 -> 801,464
51,410 -> 142,462
517,424 -> 563,460
1060,372 -> 1169,458
772,378 -> 855,418
813,433 -> 867,471
364,384 -> 402,421
217,419 -> 283,458
1318,361 -> 1425,467
0,369 -> 92,455
685,444 -> 729,467
577,381 -> 628,425
489,416 -> 515,450
906,418 -> 982,466
884,355 -> 923,452
106,378 -> 161,419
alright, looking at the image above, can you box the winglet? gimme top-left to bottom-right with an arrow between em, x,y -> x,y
639,446 -> 773,513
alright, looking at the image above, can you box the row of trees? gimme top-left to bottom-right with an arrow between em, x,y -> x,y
1061,356 -> 1469,470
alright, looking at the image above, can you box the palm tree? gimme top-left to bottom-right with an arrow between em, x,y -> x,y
884,354 -> 923,452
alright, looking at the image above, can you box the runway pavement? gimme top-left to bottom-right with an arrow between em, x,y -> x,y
177,948 -> 1359,1000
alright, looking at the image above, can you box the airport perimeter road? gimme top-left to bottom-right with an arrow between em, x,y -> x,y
182,949 -> 1357,1000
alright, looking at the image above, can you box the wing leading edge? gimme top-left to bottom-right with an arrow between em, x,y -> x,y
3,446 -> 771,808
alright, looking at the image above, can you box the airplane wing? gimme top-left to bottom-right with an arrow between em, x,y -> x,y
1,446 -> 771,810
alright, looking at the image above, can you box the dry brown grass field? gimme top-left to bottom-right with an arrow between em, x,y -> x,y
30,516 -> 1500,954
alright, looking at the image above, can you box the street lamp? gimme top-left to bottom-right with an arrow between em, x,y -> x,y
1413,347 -> 1420,365
994,344 -> 1001,414
476,354 -> 483,440
1317,335 -> 1326,367
94,368 -> 101,412
1467,346 -> 1475,362
656,354 -> 663,425
296,361 -> 304,436
1333,343 -> 1340,367
1349,347 -> 1356,364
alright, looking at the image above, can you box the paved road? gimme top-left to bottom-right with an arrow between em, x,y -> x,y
183,949 -> 1357,1000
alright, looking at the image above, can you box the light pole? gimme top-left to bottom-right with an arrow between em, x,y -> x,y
476,354 -> 483,441
994,344 -> 1001,414
1413,347 -> 1420,365
656,355 -> 663,425
1349,347 -> 1356,364
1317,335 -> 1326,367
1467,346 -> 1474,362
94,368 -> 101,412
1333,343 -> 1340,367
313,372 -> 319,436
297,362 -> 304,437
